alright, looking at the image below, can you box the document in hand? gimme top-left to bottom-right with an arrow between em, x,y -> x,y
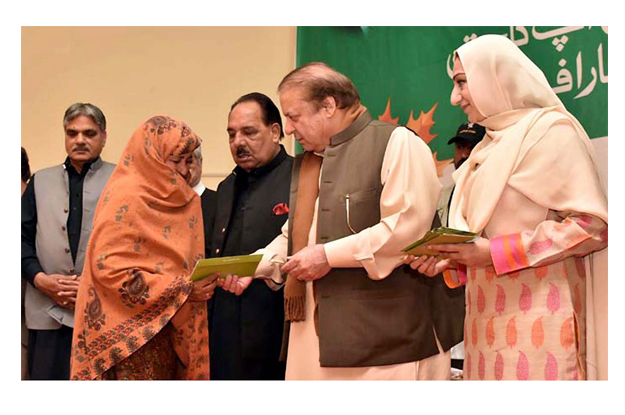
189,254 -> 263,282
402,227 -> 477,257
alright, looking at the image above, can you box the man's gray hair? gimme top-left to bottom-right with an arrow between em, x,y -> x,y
192,145 -> 203,161
63,103 -> 107,133
278,62 -> 360,111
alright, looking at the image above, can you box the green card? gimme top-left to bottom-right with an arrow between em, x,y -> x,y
189,254 -> 263,282
402,227 -> 477,257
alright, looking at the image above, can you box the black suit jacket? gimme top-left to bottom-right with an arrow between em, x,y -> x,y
208,147 -> 293,378
200,187 -> 217,258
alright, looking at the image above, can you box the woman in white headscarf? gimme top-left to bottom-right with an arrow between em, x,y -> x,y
406,34 -> 607,380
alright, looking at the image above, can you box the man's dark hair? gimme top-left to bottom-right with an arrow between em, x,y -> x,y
21,146 -> 31,183
230,92 -> 284,139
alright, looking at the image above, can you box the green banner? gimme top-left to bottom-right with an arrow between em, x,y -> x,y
296,26 -> 608,165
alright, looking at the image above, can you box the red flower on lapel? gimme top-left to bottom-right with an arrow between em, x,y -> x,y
272,202 -> 289,216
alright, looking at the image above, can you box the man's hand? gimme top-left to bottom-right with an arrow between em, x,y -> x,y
33,272 -> 80,309
429,236 -> 493,268
281,244 -> 331,282
403,255 -> 453,277
218,275 -> 253,296
188,275 -> 219,302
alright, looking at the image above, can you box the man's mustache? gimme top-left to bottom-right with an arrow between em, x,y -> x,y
236,147 -> 251,158
73,145 -> 89,152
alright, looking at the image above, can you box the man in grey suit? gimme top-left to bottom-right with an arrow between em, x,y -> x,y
21,103 -> 116,380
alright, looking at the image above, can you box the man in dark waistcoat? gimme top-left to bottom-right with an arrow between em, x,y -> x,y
208,92 -> 293,380
222,63 -> 465,380
21,103 -> 115,379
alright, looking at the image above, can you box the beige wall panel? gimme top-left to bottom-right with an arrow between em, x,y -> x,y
22,26 -> 297,190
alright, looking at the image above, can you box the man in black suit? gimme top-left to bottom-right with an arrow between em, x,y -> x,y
208,92 -> 293,380
189,145 -> 217,259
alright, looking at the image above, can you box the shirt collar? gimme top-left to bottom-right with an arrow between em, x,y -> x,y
192,181 -> 206,196
329,109 -> 373,147
63,156 -> 101,176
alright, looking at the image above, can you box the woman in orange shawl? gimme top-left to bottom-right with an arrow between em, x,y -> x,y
70,115 -> 214,380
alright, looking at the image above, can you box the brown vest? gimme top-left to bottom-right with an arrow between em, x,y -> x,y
288,111 -> 464,367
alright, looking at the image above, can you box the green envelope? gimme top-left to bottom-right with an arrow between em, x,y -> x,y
402,227 -> 477,257
189,254 -> 264,282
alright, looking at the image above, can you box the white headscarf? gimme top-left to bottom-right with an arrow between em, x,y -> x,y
448,34 -> 607,234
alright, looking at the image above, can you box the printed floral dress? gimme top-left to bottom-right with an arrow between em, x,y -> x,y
459,211 -> 607,380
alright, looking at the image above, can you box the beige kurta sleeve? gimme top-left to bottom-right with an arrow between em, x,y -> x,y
490,211 -> 607,275
253,220 -> 289,290
489,122 -> 608,275
323,127 -> 441,280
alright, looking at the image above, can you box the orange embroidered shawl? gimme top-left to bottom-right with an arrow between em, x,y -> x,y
70,115 -> 208,380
